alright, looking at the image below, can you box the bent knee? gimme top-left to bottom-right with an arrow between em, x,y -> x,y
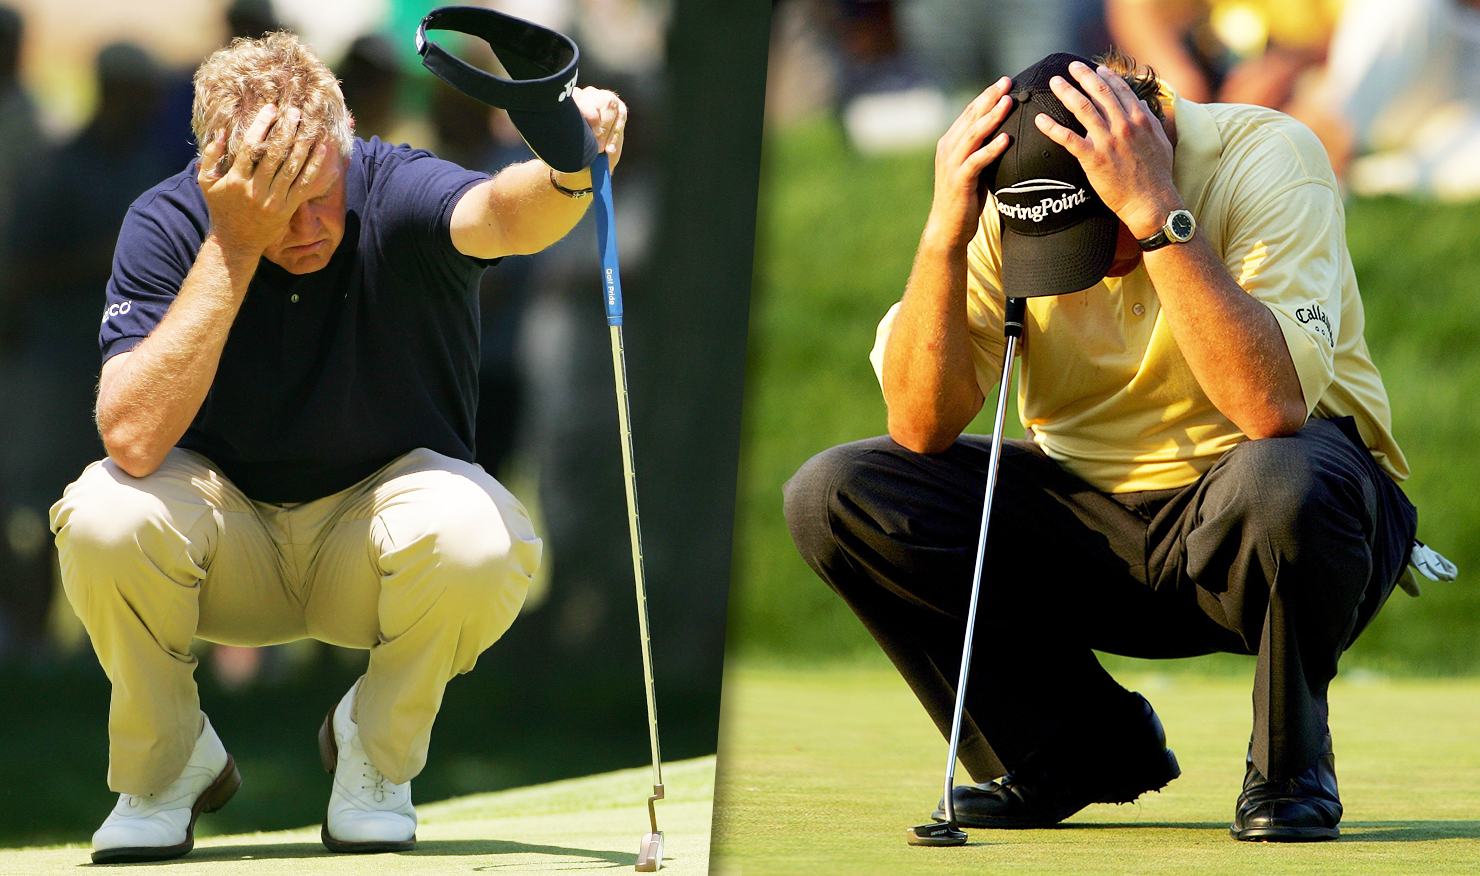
1217,428 -> 1376,546
783,438 -> 898,567
373,473 -> 541,607
52,460 -> 210,562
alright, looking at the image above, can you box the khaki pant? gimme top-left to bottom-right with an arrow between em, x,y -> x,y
50,447 -> 541,796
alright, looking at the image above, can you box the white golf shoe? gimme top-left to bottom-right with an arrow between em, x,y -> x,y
319,677 -> 417,853
91,713 -> 240,864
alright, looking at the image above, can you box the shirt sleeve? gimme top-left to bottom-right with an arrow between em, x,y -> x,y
100,200 -> 198,363
1217,156 -> 1344,416
370,144 -> 493,274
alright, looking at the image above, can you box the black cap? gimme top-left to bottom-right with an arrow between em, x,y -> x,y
416,6 -> 600,173
985,53 -> 1119,298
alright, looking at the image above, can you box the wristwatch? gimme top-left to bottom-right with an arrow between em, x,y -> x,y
1137,208 -> 1196,251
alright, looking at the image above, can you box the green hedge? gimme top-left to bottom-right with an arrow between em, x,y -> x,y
729,119 -> 1480,673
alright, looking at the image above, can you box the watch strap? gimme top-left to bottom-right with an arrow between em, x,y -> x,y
1137,228 -> 1171,251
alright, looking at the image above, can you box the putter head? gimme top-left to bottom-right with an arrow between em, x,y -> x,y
907,820 -> 968,846
636,830 -> 663,871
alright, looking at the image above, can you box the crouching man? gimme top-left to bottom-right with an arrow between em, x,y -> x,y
50,31 -> 626,862
785,51 -> 1425,842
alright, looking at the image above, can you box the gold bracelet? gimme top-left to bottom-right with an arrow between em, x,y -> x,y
549,169 -> 593,199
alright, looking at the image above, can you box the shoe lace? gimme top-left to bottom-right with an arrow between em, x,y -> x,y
362,767 -> 390,803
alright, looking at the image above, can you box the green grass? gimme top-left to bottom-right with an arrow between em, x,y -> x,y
730,117 -> 1480,671
709,661 -> 1480,876
0,755 -> 714,874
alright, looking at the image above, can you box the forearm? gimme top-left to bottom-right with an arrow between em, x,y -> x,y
97,235 -> 256,476
1141,234 -> 1308,438
882,232 -> 986,453
882,77 -> 1014,452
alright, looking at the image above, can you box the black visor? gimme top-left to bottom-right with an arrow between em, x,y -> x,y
416,5 -> 600,172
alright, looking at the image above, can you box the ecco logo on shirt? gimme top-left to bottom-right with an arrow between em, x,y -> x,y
558,73 -> 577,102
995,179 -> 1088,223
101,301 -> 132,324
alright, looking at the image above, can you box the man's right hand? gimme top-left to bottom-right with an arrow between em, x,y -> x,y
921,77 -> 1017,254
197,103 -> 331,260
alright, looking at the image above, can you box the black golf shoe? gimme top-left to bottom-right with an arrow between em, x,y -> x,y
932,692 -> 1181,828
1231,737 -> 1342,842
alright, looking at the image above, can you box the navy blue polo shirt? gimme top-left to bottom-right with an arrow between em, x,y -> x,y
101,137 -> 493,503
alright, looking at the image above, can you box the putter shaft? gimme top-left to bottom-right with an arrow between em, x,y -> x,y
609,324 -> 665,805
938,297 -> 1025,829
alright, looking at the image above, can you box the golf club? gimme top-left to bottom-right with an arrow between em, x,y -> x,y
906,295 -> 1027,847
593,153 -> 666,872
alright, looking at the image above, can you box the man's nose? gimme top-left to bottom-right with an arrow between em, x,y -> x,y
288,204 -> 319,237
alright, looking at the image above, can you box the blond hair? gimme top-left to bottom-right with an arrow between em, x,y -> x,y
192,31 -> 354,175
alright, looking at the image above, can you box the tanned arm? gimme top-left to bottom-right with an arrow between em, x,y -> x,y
450,87 -> 628,259
881,76 -> 1016,453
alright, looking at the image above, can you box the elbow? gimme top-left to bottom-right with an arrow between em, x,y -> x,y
98,418 -> 164,479
109,452 -> 162,480
102,438 -> 163,479
1241,397 -> 1309,440
882,380 -> 980,454
880,357 -> 983,453
886,409 -> 963,454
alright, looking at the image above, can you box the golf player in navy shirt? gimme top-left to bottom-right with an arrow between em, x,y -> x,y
48,31 -> 626,862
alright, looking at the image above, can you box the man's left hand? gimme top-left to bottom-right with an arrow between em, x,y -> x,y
571,86 -> 627,170
1034,61 -> 1183,240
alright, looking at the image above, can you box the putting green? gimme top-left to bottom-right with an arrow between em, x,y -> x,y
0,756 -> 713,874
710,662 -> 1480,876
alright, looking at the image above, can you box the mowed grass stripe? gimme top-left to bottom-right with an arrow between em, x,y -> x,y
710,662 -> 1480,876
0,755 -> 714,875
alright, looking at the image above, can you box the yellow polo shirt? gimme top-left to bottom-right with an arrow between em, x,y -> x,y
870,96 -> 1407,493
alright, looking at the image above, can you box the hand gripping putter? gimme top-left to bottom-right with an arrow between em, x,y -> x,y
906,296 -> 1026,847
413,7 -> 664,869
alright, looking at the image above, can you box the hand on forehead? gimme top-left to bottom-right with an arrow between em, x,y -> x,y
229,102 -> 343,195
243,101 -> 328,160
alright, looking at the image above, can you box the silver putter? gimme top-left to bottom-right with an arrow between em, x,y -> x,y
592,154 -> 666,871
907,296 -> 1027,847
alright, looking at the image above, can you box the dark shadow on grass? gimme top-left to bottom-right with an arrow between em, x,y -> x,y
1338,821 -> 1480,842
92,839 -> 633,868
1040,820 -> 1480,842
1055,822 -> 1230,830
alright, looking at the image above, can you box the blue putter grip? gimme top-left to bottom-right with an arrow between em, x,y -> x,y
592,153 -> 623,326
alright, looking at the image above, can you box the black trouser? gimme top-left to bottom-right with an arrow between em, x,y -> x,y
783,417 -> 1416,783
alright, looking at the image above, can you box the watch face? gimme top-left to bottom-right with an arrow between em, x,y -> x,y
1169,210 -> 1195,241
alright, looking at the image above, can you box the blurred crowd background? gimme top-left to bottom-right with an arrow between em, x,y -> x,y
0,0 -> 767,845
767,0 -> 1480,201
